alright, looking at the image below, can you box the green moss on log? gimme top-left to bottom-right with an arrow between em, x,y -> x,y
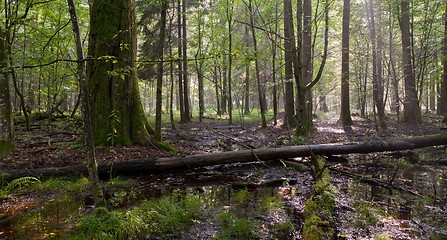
0,141 -> 14,157
302,156 -> 336,240
154,141 -> 176,154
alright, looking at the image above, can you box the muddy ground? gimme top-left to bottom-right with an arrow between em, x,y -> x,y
1,113 -> 447,239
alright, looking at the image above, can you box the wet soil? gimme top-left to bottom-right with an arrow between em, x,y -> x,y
1,113 -> 447,239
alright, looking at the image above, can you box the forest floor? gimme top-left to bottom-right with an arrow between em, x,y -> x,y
1,112 -> 447,239
2,112 -> 445,171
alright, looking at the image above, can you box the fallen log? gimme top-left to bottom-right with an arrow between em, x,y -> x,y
2,134 -> 447,181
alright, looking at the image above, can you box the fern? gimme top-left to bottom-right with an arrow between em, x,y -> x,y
3,176 -> 40,192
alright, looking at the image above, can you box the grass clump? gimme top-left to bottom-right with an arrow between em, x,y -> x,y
214,211 -> 260,240
34,177 -> 88,192
233,188 -> 250,203
274,219 -> 294,238
259,195 -> 283,213
67,194 -> 203,239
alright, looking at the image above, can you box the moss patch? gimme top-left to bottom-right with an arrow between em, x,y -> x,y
0,140 -> 14,157
302,156 -> 336,240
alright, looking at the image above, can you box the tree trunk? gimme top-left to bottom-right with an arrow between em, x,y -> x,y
0,29 -> 14,157
168,16 -> 176,130
177,0 -> 185,122
67,0 -> 104,206
182,0 -> 191,122
214,61 -> 222,116
5,134 -> 447,181
87,0 -> 154,146
442,2 -> 447,121
226,0 -> 233,124
429,54 -> 436,113
155,1 -> 168,142
399,0 -> 422,124
340,0 -> 353,125
272,2 -> 279,125
283,0 -> 295,128
388,3 -> 400,119
221,67 -> 227,113
249,0 -> 267,128
299,0 -> 313,135
11,69 -> 30,131
368,0 -> 386,129
244,26 -> 251,116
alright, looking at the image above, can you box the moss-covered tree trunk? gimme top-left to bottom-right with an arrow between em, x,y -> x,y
87,0 -> 154,146
0,29 -> 14,156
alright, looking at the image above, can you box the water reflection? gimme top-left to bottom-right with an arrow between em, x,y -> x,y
333,152 -> 447,238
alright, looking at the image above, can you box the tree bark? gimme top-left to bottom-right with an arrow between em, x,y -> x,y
244,25 -> 251,116
272,2 -> 279,125
339,0 -> 353,125
0,29 -> 14,157
182,0 -> 191,122
248,0 -> 267,128
283,0 -> 295,128
155,1 -> 168,141
399,0 -> 422,124
442,2 -> 447,121
299,0 -> 313,135
388,3 -> 400,119
177,0 -> 185,122
367,0 -> 386,129
4,134 -> 447,181
87,0 -> 154,146
196,26 -> 205,122
67,0 -> 104,206
226,0 -> 233,124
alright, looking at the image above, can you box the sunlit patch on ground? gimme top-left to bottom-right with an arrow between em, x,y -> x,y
317,126 -> 346,134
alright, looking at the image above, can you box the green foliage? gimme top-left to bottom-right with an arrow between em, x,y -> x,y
428,232 -> 446,240
0,176 -> 40,198
68,194 -> 203,239
233,188 -> 250,203
273,219 -> 294,237
354,203 -> 385,229
215,211 -> 260,240
106,176 -> 136,189
107,110 -> 121,146
259,195 -> 283,213
290,135 -> 305,145
3,176 -> 40,192
34,177 -> 88,192
290,163 -> 308,172
154,140 -> 177,154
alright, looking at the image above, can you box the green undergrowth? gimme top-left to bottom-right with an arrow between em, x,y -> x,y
214,211 -> 260,240
66,193 -> 203,239
302,156 -> 336,240
0,175 -> 40,199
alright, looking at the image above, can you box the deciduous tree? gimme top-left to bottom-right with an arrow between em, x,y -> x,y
399,0 -> 422,124
87,0 -> 155,146
340,0 -> 353,126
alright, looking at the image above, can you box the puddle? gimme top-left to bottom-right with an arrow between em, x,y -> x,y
1,194 -> 85,239
0,162 -> 311,239
332,152 -> 447,239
